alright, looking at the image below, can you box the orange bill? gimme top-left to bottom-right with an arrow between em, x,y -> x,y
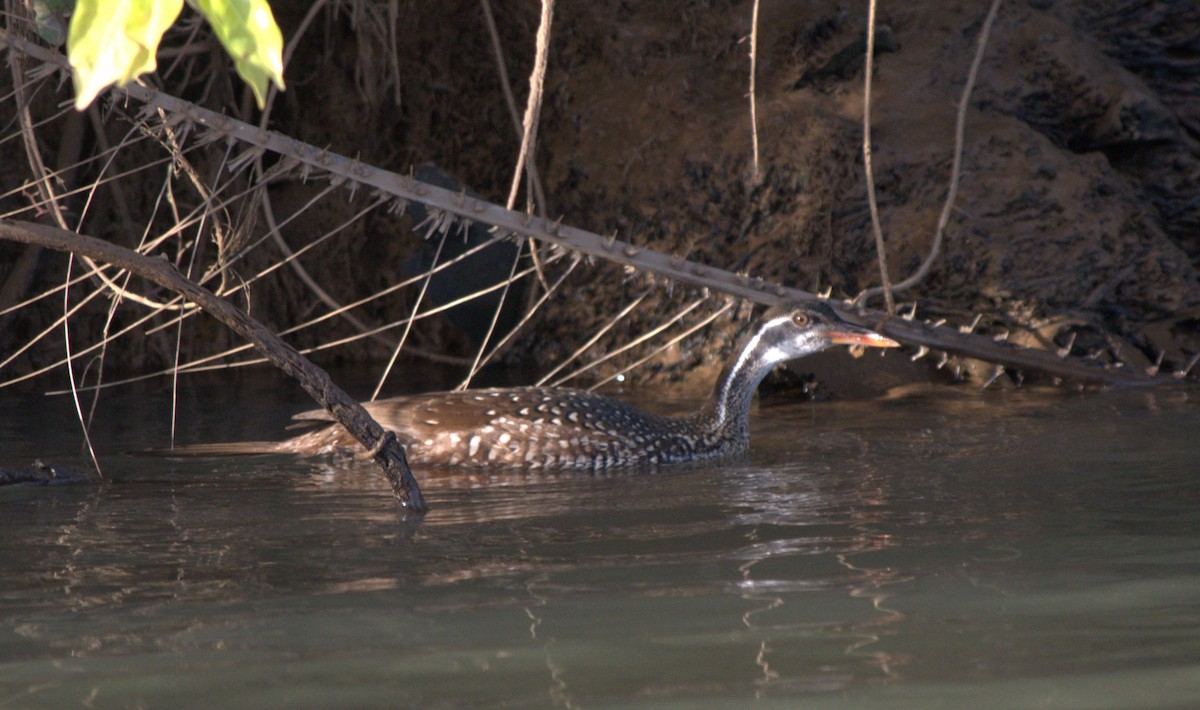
827,327 -> 900,348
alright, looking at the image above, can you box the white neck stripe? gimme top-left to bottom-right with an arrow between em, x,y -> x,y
712,313 -> 794,425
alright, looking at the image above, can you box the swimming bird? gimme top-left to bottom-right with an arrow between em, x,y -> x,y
179,303 -> 897,469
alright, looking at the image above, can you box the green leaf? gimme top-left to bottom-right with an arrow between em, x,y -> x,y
67,0 -> 184,110
190,0 -> 286,108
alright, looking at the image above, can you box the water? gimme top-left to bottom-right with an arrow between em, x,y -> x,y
2,376 -> 1199,709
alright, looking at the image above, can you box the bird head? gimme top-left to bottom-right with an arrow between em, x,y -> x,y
755,302 -> 899,365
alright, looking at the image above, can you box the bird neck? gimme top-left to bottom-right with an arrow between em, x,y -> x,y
692,324 -> 787,442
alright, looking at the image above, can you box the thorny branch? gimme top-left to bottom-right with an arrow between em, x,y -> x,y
0,33 -> 1167,387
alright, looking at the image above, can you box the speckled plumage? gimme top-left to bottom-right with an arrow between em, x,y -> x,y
264,303 -> 897,469
283,387 -> 739,468
189,303 -> 896,469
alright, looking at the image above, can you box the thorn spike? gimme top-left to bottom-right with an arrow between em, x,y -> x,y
1056,332 -> 1076,359
1175,353 -> 1200,379
1146,351 -> 1165,378
910,345 -> 929,361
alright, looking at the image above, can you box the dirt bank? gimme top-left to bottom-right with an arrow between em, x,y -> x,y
2,0 -> 1197,389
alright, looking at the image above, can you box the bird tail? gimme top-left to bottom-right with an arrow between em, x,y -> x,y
137,441 -> 286,457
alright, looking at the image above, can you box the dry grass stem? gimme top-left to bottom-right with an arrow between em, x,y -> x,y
748,0 -> 762,184
857,0 -> 1004,306
505,0 -> 555,212
861,0 -> 895,315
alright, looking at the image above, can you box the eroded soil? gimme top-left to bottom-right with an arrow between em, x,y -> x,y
2,0 -> 1197,389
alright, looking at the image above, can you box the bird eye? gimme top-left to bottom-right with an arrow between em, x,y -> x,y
792,312 -> 810,327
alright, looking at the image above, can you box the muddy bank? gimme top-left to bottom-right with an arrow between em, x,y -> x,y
526,0 -> 1200,384
1,0 -> 1197,389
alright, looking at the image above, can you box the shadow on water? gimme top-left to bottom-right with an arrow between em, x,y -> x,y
2,376 -> 1199,708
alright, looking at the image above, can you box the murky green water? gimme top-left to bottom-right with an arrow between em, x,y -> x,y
2,377 -> 1199,708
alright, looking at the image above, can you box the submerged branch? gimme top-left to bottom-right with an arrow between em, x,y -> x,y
0,219 -> 428,513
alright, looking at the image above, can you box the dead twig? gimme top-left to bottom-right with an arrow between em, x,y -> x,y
505,0 -> 554,212
0,219 -> 428,513
857,0 -> 1003,306
860,0 -> 895,316
748,0 -> 762,184
481,0 -> 547,217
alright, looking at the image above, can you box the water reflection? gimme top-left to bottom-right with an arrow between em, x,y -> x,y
1,385 -> 1198,707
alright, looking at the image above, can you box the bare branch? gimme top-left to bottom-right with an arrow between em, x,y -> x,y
0,219 -> 428,513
